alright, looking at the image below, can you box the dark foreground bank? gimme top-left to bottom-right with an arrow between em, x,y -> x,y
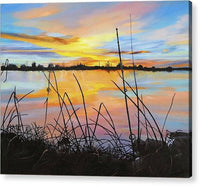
1,130 -> 191,177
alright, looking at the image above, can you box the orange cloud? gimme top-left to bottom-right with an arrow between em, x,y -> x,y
77,2 -> 158,36
124,59 -> 189,68
2,49 -> 54,53
1,33 -> 79,45
105,50 -> 150,55
14,4 -> 62,19
171,62 -> 190,68
124,59 -> 170,67
14,2 -> 158,37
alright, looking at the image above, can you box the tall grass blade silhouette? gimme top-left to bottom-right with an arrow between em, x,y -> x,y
73,73 -> 91,146
162,93 -> 176,133
116,28 -> 135,156
130,14 -> 140,147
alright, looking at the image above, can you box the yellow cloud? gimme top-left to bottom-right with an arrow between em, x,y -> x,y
1,32 -> 119,65
167,40 -> 188,46
163,49 -> 169,52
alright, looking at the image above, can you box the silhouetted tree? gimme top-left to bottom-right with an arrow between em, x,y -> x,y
20,64 -> 26,69
55,64 -> 61,69
5,59 -> 9,66
48,63 -> 54,69
32,62 -> 36,68
105,61 -> 110,67
38,64 -> 44,70
116,63 -> 121,68
138,65 -> 143,69
7,64 -> 17,70
166,66 -> 173,72
78,63 -> 85,67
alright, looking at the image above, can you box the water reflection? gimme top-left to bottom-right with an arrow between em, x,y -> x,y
1,70 -> 190,137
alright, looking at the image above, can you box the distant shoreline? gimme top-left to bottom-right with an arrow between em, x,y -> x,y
1,65 -> 192,72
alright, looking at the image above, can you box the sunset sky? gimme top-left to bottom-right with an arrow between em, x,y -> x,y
1,1 -> 191,67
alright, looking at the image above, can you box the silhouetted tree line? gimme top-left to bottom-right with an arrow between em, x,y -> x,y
1,61 -> 191,72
